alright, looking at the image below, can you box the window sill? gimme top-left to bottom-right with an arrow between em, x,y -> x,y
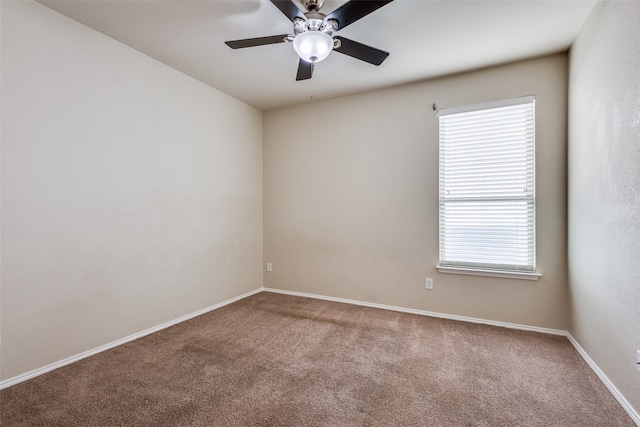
436,265 -> 541,281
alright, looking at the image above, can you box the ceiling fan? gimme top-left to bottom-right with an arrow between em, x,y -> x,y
225,0 -> 393,81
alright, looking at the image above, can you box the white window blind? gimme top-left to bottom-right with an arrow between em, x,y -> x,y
438,96 -> 535,273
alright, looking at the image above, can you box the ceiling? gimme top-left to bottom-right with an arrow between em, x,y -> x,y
38,0 -> 597,111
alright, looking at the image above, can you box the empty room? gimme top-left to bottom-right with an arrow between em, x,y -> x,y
1,0 -> 639,425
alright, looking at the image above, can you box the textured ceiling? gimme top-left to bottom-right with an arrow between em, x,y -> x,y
38,0 -> 597,111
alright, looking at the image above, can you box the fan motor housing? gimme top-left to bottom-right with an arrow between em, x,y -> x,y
302,0 -> 325,12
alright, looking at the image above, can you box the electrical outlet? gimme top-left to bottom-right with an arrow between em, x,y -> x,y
266,263 -> 272,272
425,278 -> 433,290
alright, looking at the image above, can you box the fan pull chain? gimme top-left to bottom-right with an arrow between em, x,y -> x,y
310,78 -> 314,102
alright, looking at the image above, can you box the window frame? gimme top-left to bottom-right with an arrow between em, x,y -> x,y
436,96 -> 540,281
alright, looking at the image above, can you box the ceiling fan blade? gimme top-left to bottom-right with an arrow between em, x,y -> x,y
296,59 -> 314,81
270,0 -> 305,22
333,36 -> 389,66
225,34 -> 290,49
325,0 -> 393,30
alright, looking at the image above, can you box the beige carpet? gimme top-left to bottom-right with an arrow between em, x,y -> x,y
1,292 -> 635,426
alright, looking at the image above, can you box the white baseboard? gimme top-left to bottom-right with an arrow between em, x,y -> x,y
263,287 -> 566,336
0,287 -> 263,390
566,334 -> 640,426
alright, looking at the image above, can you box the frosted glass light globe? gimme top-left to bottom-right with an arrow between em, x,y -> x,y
293,31 -> 333,63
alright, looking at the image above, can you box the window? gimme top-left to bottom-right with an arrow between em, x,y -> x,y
437,96 -> 539,280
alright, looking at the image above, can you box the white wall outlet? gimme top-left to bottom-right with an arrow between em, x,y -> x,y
425,278 -> 433,290
266,263 -> 272,272
636,350 -> 640,372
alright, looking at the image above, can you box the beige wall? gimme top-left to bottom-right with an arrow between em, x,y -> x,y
0,1 -> 263,380
568,0 -> 640,415
264,54 -> 568,330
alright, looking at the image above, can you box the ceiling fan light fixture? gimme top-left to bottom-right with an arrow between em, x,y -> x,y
225,0 -> 394,81
293,31 -> 333,63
